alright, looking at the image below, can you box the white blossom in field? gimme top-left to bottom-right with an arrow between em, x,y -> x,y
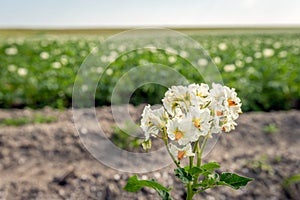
169,143 -> 195,161
105,68 -> 113,76
91,47 -> 99,54
168,56 -> 177,64
81,85 -> 89,92
96,67 -> 103,74
100,55 -> 108,63
273,42 -> 281,49
17,68 -> 28,76
218,42 -> 228,51
40,52 -> 50,60
224,64 -> 236,72
117,45 -> 126,52
197,58 -> 208,66
5,47 -> 18,55
254,52 -> 262,59
278,51 -> 288,58
235,60 -> 244,68
60,55 -> 69,65
166,47 -> 178,55
245,56 -> 253,63
263,48 -> 275,58
179,50 -> 189,58
52,62 -> 62,69
8,64 -> 17,72
213,56 -> 222,64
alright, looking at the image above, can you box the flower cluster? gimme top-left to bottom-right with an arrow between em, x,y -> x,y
140,83 -> 242,161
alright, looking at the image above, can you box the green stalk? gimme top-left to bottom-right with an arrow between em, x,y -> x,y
186,183 -> 193,200
192,133 -> 211,187
162,128 -> 181,168
197,132 -> 210,167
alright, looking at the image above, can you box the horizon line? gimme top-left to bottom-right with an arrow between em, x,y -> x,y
1,23 -> 300,30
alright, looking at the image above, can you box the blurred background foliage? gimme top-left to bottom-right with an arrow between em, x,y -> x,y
1,29 -> 300,112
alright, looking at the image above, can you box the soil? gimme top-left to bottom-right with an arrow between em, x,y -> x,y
0,105 -> 299,200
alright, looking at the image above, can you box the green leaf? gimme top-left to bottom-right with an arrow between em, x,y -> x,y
175,168 -> 193,184
157,190 -> 174,200
201,162 -> 220,171
218,173 -> 254,189
123,175 -> 173,200
188,162 -> 220,177
188,167 -> 203,176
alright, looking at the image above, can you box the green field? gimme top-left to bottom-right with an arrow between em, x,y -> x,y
1,28 -> 300,111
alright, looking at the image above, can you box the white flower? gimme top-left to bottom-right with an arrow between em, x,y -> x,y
5,47 -> 18,55
197,58 -> 208,66
209,83 -> 242,132
141,82 -> 242,152
211,116 -> 222,134
169,143 -> 195,161
166,116 -> 196,145
223,86 -> 242,120
106,68 -> 113,76
278,51 -> 287,58
189,107 -> 211,136
140,105 -> 168,140
162,85 -> 191,116
52,62 -> 61,69
60,55 -> 69,65
168,56 -> 177,64
273,42 -> 281,49
179,50 -> 189,58
245,56 -> 253,63
40,52 -> 49,60
221,118 -> 237,132
8,64 -> 17,72
17,68 -> 28,76
224,64 -> 236,72
213,56 -> 222,64
263,48 -> 275,58
218,43 -> 228,51
209,83 -> 226,103
188,83 -> 209,98
254,52 -> 262,59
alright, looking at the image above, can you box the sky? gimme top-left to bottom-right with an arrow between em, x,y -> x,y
0,0 -> 300,28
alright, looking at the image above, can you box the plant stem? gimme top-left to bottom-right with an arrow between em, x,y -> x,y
189,156 -> 193,169
192,133 -> 211,186
164,139 -> 180,168
186,183 -> 193,200
197,132 -> 210,167
162,128 -> 181,168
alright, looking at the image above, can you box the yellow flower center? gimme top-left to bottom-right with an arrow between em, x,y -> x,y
228,99 -> 237,106
216,111 -> 223,116
193,118 -> 201,129
174,129 -> 184,140
177,151 -> 185,160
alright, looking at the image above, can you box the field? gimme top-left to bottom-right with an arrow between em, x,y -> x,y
1,28 -> 300,111
0,28 -> 300,199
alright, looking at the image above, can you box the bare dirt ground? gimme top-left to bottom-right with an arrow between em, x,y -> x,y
0,105 -> 299,200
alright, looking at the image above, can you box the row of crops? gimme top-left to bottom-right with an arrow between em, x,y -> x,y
1,29 -> 300,111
